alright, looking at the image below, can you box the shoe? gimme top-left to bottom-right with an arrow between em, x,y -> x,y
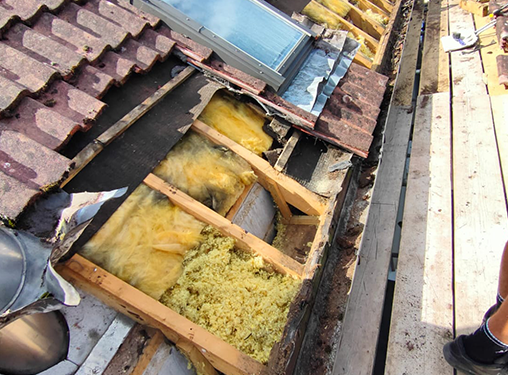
484,304 -> 500,323
443,335 -> 508,375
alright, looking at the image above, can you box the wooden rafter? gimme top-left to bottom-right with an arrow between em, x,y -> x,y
58,255 -> 266,375
143,173 -> 305,279
192,120 -> 327,217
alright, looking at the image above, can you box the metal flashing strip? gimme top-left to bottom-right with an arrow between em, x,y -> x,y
281,34 -> 360,117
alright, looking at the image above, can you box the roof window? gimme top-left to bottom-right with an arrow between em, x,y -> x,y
135,0 -> 315,91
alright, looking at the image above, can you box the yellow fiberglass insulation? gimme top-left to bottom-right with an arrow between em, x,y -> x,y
153,132 -> 257,216
198,91 -> 273,156
160,227 -> 302,364
81,184 -> 206,300
318,0 -> 352,17
365,9 -> 388,26
303,1 -> 345,29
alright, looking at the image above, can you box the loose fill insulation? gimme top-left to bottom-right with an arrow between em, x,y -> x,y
198,91 -> 273,156
161,227 -> 302,364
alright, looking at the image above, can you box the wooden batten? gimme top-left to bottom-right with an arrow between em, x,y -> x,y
309,1 -> 380,51
369,0 -> 394,13
58,255 -> 266,375
290,215 -> 321,226
143,173 -> 305,279
191,120 -> 327,217
372,0 -> 404,71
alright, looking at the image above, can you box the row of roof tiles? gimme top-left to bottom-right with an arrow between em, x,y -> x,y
0,0 -> 198,220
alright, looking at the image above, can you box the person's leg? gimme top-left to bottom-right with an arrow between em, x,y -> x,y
497,241 -> 508,301
486,241 -> 508,345
443,241 -> 508,374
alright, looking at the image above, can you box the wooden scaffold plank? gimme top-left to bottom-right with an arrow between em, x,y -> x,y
490,95 -> 508,198
332,0 -> 424,372
449,0 -> 508,334
385,93 -> 454,375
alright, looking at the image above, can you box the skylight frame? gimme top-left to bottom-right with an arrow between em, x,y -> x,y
132,0 -> 315,92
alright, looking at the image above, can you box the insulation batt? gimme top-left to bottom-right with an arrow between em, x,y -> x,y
153,132 -> 256,216
160,227 -> 302,364
303,1 -> 347,29
198,91 -> 273,156
318,0 -> 352,17
81,185 -> 206,299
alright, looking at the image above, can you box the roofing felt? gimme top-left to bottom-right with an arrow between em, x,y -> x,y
0,0 -> 388,223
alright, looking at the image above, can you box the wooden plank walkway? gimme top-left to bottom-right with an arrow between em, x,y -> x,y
332,0 -> 425,373
334,0 -> 508,371
383,0 -> 508,372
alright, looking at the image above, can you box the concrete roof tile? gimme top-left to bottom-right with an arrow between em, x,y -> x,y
33,12 -> 107,62
1,97 -> 81,150
0,75 -> 28,114
0,42 -> 58,93
138,28 -> 175,61
5,23 -> 84,79
58,2 -> 129,49
0,0 -> 181,220
38,81 -> 106,129
74,65 -> 115,99
120,39 -> 160,71
94,51 -> 136,84
83,0 -> 151,37
105,0 -> 160,28
0,130 -> 72,187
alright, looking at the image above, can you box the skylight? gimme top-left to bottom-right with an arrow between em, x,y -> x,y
164,0 -> 306,71
136,0 -> 315,91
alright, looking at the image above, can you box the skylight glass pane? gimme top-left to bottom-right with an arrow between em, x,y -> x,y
162,0 -> 305,70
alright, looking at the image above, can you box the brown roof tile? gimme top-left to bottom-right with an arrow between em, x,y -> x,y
0,75 -> 28,113
58,2 -> 129,49
105,0 -> 160,28
94,51 -> 136,84
38,81 -> 106,129
0,130 -> 72,187
314,110 -> 374,157
0,173 -> 39,221
138,28 -> 175,61
120,39 -> 160,71
1,97 -> 81,150
0,130 -> 72,219
74,65 -> 115,99
310,63 -> 388,156
0,0 -> 67,33
0,0 -> 198,221
83,0 -> 151,37
328,88 -> 381,125
0,42 -> 58,94
5,23 -> 84,79
157,25 -> 213,62
33,12 -> 108,62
